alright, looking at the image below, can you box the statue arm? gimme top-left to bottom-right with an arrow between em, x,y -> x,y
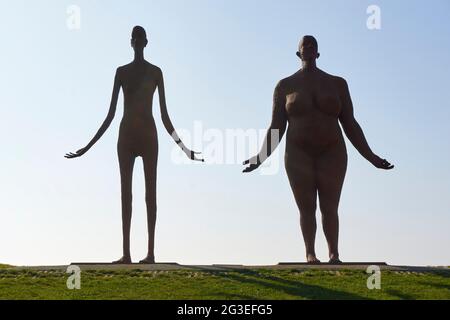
85,68 -> 121,150
65,68 -> 121,159
338,77 -> 394,169
157,68 -> 203,161
243,81 -> 287,172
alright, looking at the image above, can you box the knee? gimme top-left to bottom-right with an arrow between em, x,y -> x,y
299,202 -> 317,218
121,189 -> 132,201
145,192 -> 156,209
319,202 -> 338,217
120,181 -> 132,197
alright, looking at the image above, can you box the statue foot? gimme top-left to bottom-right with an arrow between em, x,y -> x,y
328,258 -> 342,264
306,254 -> 321,264
112,256 -> 132,264
328,253 -> 342,264
139,255 -> 155,264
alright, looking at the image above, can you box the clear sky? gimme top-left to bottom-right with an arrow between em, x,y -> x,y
0,0 -> 449,266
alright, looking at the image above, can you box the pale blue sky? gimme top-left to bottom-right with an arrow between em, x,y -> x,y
0,0 -> 449,266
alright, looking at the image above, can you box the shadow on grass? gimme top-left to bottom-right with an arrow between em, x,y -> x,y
189,267 -> 368,300
384,289 -> 415,300
417,282 -> 450,292
212,292 -> 261,300
426,270 -> 450,278
395,268 -> 450,278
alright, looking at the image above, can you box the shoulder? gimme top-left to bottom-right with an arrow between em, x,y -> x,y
278,69 -> 310,89
114,65 -> 125,82
117,62 -> 132,72
145,62 -> 162,77
326,73 -> 349,90
317,69 -> 345,83
115,63 -> 130,78
275,74 -> 297,93
318,71 -> 349,94
328,75 -> 352,102
149,64 -> 163,83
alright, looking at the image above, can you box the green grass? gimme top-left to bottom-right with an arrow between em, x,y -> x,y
0,267 -> 449,300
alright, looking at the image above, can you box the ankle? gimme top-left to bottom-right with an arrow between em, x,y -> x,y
329,252 -> 339,260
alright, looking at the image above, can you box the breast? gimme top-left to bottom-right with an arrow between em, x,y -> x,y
286,89 -> 341,118
314,92 -> 342,117
286,91 -> 312,117
124,78 -> 157,96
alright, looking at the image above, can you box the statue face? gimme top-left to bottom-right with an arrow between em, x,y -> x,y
298,36 -> 319,61
130,26 -> 148,50
131,37 -> 148,50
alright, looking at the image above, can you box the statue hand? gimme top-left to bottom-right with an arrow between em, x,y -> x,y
183,147 -> 204,162
65,146 -> 89,159
370,154 -> 394,170
242,155 -> 261,173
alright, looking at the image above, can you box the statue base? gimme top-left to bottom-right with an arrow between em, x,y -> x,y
278,262 -> 387,266
70,262 -> 179,265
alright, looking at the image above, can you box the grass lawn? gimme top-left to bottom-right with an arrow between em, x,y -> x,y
0,267 -> 449,300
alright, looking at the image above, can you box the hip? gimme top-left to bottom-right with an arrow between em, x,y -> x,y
285,137 -> 347,165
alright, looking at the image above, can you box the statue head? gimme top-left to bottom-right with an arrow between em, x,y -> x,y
131,26 -> 148,50
296,35 -> 320,61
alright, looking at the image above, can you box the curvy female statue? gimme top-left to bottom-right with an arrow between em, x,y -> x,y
65,26 -> 203,264
243,36 -> 394,264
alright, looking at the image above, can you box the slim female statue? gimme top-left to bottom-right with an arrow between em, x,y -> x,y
65,26 -> 203,264
243,36 -> 394,264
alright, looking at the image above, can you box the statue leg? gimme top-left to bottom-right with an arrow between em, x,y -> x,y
139,141 -> 158,264
316,141 -> 347,263
285,146 -> 319,263
113,144 -> 136,264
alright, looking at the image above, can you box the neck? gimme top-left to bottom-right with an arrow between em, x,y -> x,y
134,50 -> 145,62
301,60 -> 317,72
